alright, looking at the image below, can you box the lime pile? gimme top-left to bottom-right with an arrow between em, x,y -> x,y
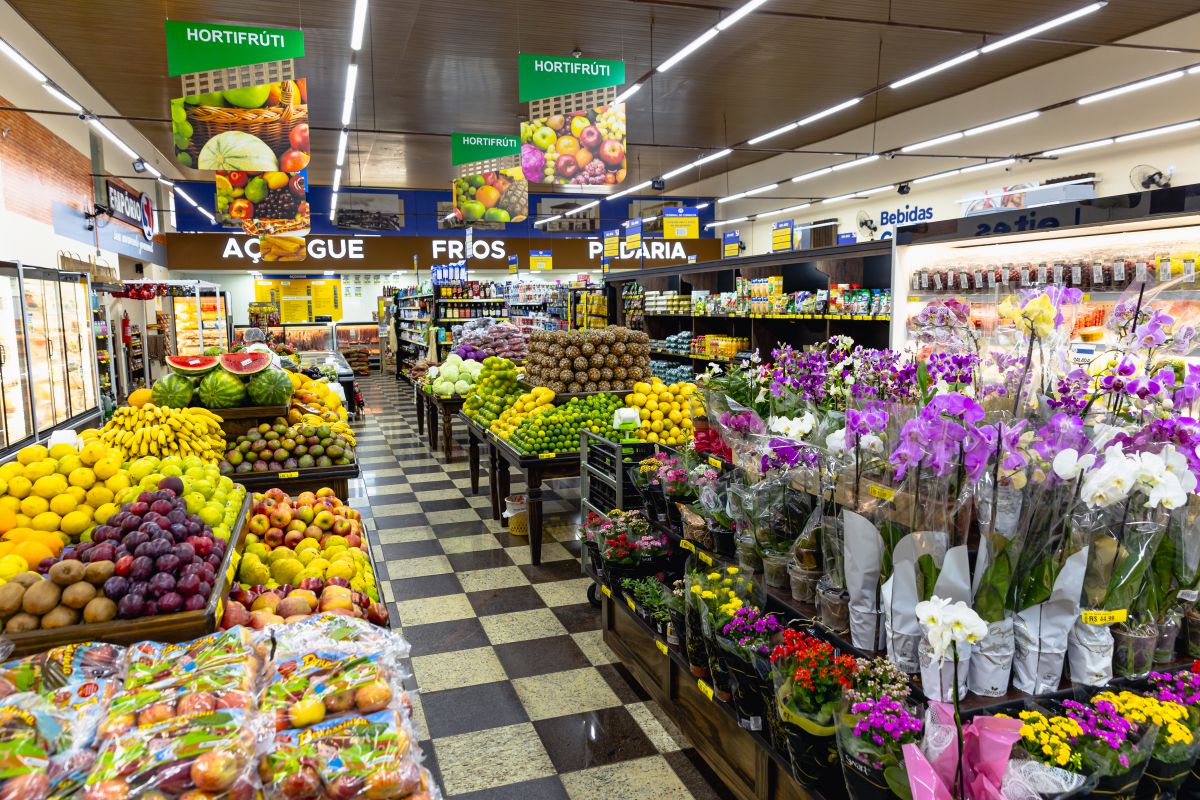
462,357 -> 521,428
508,394 -> 624,455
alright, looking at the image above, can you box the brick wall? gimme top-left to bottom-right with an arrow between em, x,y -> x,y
0,94 -> 95,225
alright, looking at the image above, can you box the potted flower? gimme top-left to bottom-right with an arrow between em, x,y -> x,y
770,629 -> 857,789
837,694 -> 923,800
1059,695 -> 1160,795
657,454 -> 692,527
663,579 -> 686,647
1093,689 -> 1199,800
692,566 -> 755,701
718,607 -> 783,733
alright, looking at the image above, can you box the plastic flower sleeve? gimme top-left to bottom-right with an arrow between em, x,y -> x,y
1012,546 -> 1089,695
843,509 -> 885,650
882,531 -> 970,675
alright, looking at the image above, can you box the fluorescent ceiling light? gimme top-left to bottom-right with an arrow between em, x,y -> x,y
614,83 -> 641,104
1190,66 -> 1200,75
797,97 -> 862,127
336,129 -> 348,166
197,207 -> 216,223
797,220 -> 839,231
1077,70 -> 1184,104
718,192 -> 746,204
832,155 -> 878,171
332,167 -> 343,192
0,38 -> 46,82
657,27 -> 719,72
858,185 -> 896,195
173,187 -> 199,207
350,0 -> 369,50
642,215 -> 657,222
87,119 -> 138,159
964,111 -> 1040,136
717,0 -> 769,30
1114,119 -> 1200,143
744,182 -> 778,197
913,169 -> 961,184
341,63 -> 358,125
792,167 -> 833,183
157,177 -> 175,187
696,202 -> 711,210
981,2 -> 1107,53
1041,138 -> 1113,157
890,50 -> 980,89
902,131 -> 963,153
661,148 -> 732,180
960,158 -> 1016,174
704,216 -> 748,228
534,214 -> 562,226
759,203 -> 811,218
822,193 -> 860,204
142,163 -> 162,178
608,180 -> 652,200
748,122 -> 797,145
42,83 -> 81,112
565,200 -> 600,216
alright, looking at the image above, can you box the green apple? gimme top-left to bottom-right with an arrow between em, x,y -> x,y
221,85 -> 271,109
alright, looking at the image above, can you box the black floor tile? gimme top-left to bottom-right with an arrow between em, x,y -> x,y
382,540 -> 445,560
533,706 -> 658,773
404,617 -> 490,657
493,635 -> 593,680
551,602 -> 603,634
420,496 -> 472,512
446,776 -> 570,800
466,585 -> 547,617
421,680 -> 529,738
447,549 -> 514,572
519,559 -> 585,584
374,513 -> 430,530
390,573 -> 463,601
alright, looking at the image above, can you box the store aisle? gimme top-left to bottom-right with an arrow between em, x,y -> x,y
347,375 -> 735,800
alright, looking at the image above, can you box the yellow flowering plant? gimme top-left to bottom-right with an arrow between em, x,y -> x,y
1092,689 -> 1200,797
689,565 -> 755,627
1007,709 -> 1085,771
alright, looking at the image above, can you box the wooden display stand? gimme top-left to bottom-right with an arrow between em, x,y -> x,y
229,463 -> 360,500
214,404 -> 291,439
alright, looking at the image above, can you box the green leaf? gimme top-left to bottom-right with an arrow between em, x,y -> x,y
917,553 -> 940,602
885,765 -> 914,800
974,533 -> 1013,623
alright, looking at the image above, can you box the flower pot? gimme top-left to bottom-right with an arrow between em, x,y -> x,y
789,564 -> 821,605
763,552 -> 790,589
1155,615 -> 1182,664
793,546 -> 820,571
644,488 -> 668,523
918,638 -> 969,702
667,609 -> 684,647
684,604 -> 710,678
666,498 -> 684,528
720,643 -> 767,732
736,538 -> 762,573
753,652 -> 789,755
710,522 -> 736,558
704,635 -> 734,702
1188,610 -> 1200,659
777,695 -> 847,798
1138,749 -> 1200,800
968,617 -> 1015,697
1112,623 -> 1157,678
818,580 -> 850,634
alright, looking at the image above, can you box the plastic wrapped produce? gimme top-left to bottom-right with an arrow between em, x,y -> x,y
453,320 -> 528,362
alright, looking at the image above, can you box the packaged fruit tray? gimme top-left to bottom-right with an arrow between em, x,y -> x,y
2,495 -> 250,657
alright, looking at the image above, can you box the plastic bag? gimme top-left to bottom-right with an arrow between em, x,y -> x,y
263,649 -> 410,732
123,626 -> 268,691
40,642 -> 126,694
0,692 -> 69,800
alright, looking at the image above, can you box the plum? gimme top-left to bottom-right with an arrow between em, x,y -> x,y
103,576 -> 130,601
116,594 -> 145,619
157,592 -> 184,614
177,573 -> 202,596
130,556 -> 155,581
149,573 -> 176,597
183,594 -> 207,611
156,554 -> 181,574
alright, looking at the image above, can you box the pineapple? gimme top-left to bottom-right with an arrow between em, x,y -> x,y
573,356 -> 588,370
498,179 -> 528,222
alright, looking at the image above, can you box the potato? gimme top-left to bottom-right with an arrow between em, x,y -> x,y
61,582 -> 97,610
84,561 -> 115,585
41,605 -> 78,629
22,580 -> 60,615
83,596 -> 117,623
9,572 -> 41,589
0,583 -> 24,617
4,613 -> 38,633
49,560 -> 85,587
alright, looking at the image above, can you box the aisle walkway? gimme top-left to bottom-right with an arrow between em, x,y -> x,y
349,375 -> 735,800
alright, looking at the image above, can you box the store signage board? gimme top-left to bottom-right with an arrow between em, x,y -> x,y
625,219 -> 642,251
663,207 -> 699,240
253,274 -> 343,322
164,21 -> 305,76
106,181 -> 158,241
771,219 -> 793,253
53,200 -> 167,263
517,54 -> 625,102
530,250 -> 553,271
451,134 -> 521,166
508,254 -> 518,274
603,228 -> 620,258
722,230 -> 740,258
837,232 -> 857,245
601,256 -> 610,274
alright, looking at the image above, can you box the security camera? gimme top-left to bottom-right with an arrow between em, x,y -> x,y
132,158 -> 147,173
651,179 -> 665,191
85,203 -> 111,220
884,152 -> 896,160
571,49 -> 583,58
897,183 -> 911,195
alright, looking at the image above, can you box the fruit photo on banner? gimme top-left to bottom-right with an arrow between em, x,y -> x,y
214,169 -> 309,233
452,168 -> 528,225
171,79 -> 310,172
520,104 -> 626,186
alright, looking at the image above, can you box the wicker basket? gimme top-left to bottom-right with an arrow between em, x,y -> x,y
186,80 -> 307,163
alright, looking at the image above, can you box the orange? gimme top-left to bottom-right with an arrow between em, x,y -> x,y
575,149 -> 593,169
476,185 -> 500,209
0,507 -> 14,534
12,540 -> 53,567
128,388 -> 153,408
556,136 -> 580,157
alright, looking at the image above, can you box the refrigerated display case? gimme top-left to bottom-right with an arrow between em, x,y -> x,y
334,322 -> 381,357
282,323 -> 334,352
233,325 -> 286,348
173,293 -> 229,355
0,264 -> 33,450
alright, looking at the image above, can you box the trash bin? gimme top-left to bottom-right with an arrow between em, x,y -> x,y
504,494 -> 528,537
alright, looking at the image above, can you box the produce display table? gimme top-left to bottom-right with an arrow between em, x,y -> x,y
487,434 -> 580,566
214,404 -> 290,438
420,388 -> 465,462
457,412 -> 492,500
228,462 -> 361,500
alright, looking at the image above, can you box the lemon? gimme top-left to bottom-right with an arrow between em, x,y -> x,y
14,515 -> 29,528
56,455 -> 83,476
104,472 -> 131,493
17,445 -> 47,466
669,410 -> 683,424
0,479 -> 7,497
48,443 -> 77,459
93,503 -> 118,524
19,496 -> 49,517
0,463 -> 21,481
93,457 -> 121,481
86,486 -> 114,507
49,494 -> 77,516
33,474 -> 68,500
647,431 -> 659,442
60,510 -> 91,537
638,408 -> 650,421
651,410 -> 664,422
21,462 -> 54,481
681,417 -> 693,429
68,467 -> 96,490
650,420 -> 663,433
31,511 -> 62,532
7,476 -> 31,499
79,441 -> 107,466
0,497 -> 19,513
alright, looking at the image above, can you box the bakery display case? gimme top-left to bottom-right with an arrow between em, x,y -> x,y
173,293 -> 230,355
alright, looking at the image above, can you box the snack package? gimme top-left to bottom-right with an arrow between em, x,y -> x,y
263,709 -> 438,800
123,626 -> 267,691
0,652 -> 46,699
98,674 -> 256,742
40,642 -> 126,694
44,679 -> 118,799
263,650 -> 408,732
0,692 -> 70,799
271,613 -> 411,661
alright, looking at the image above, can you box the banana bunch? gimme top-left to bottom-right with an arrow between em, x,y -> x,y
296,412 -> 357,447
85,404 -> 226,461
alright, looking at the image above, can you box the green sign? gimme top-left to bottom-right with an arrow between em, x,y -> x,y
518,53 -> 625,103
451,133 -> 521,166
164,20 -> 305,76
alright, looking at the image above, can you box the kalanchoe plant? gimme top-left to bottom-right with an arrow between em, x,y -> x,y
770,629 -> 857,725
844,657 -> 911,705
840,694 -> 923,799
720,606 -> 782,659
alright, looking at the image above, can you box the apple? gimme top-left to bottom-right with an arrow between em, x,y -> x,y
265,488 -> 289,504
229,197 -> 252,221
280,149 -> 309,172
297,491 -> 317,505
191,750 -> 239,792
247,514 -> 270,536
344,508 -> 361,522
600,139 -> 625,168
255,496 -> 277,515
331,517 -> 352,536
283,530 -> 304,548
226,171 -> 248,188
264,528 -> 285,547
316,487 -> 336,499
578,125 -> 602,151
177,691 -> 217,715
276,596 -> 311,618
269,506 -> 293,528
97,712 -> 135,741
250,592 -> 281,614
556,153 -> 579,178
318,591 -> 353,613
214,690 -> 250,710
303,525 -> 322,540
294,506 -> 314,524
313,510 -> 335,531
84,779 -> 131,800
221,600 -> 251,629
137,701 -> 175,727
366,602 -> 390,626
280,767 -> 321,800
286,519 -> 307,534
288,588 -> 318,611
344,533 -> 362,549
249,611 -> 284,630
298,577 -> 324,593
288,696 -> 326,728
326,577 -> 351,589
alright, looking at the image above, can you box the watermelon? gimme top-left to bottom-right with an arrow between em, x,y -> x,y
220,352 -> 272,376
151,374 -> 195,408
247,368 -> 293,406
197,370 -> 247,408
166,355 -> 219,377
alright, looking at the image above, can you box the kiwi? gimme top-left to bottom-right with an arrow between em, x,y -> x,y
84,561 -> 115,585
49,560 -> 86,586
22,581 -> 61,615
0,583 -> 24,617
61,582 -> 97,610
41,605 -> 78,629
9,572 -> 41,589
83,596 -> 117,623
4,613 -> 38,633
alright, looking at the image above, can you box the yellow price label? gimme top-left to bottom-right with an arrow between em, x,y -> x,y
600,584 -> 612,598
1082,609 -> 1127,625
698,551 -> 713,567
679,539 -> 696,553
697,679 -> 714,701
440,395 -> 452,399
278,471 -> 299,479
656,640 -> 669,655
214,598 -> 223,622
707,456 -> 722,469
539,452 -> 556,459
868,484 -> 896,502
626,596 -> 636,612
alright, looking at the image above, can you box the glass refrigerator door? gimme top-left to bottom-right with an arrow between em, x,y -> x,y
23,272 -> 68,432
62,277 -> 97,416
0,266 -> 32,449
173,297 -> 202,355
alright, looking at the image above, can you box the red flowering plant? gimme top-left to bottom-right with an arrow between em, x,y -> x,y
770,629 -> 857,727
599,510 -> 654,565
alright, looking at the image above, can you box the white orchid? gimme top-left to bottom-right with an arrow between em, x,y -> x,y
1051,449 -> 1096,481
825,427 -> 848,456
1079,445 -> 1137,508
915,596 -> 987,661
859,433 -> 885,456
767,412 -> 816,441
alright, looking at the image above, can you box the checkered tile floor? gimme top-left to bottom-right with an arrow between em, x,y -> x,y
346,376 -> 735,800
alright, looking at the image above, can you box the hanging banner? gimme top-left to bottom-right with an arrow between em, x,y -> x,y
663,207 -> 699,240
215,170 -> 309,230
164,21 -> 305,76
520,104 -> 627,186
601,256 -> 611,274
530,250 -> 553,271
452,169 -> 528,225
171,79 -> 309,172
625,219 -> 642,250
771,219 -> 794,253
508,254 -> 518,274
518,54 -> 625,103
723,230 -> 741,258
603,228 -> 620,258
452,133 -> 521,166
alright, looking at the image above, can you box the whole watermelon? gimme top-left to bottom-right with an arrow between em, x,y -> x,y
151,374 -> 194,408
197,369 -> 247,408
247,368 -> 293,406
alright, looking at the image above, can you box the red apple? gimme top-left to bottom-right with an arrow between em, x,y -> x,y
265,488 -> 289,504
288,588 -> 318,611
255,496 -> 277,515
600,139 -> 625,168
283,530 -> 304,548
250,592 -> 281,614
303,525 -> 322,540
269,506 -> 293,528
316,487 -> 336,499
366,602 -> 390,626
344,533 -> 362,549
313,510 -> 335,531
297,491 -> 317,506
578,125 -> 602,151
298,577 -> 324,593
247,514 -> 270,536
331,517 -> 352,536
191,750 -> 239,792
220,600 -> 251,629
280,149 -> 309,172
289,124 -> 310,153
264,528 -> 285,547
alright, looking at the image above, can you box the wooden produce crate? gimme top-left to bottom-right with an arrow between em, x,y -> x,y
214,405 -> 290,439
228,462 -> 361,499
4,495 -> 251,657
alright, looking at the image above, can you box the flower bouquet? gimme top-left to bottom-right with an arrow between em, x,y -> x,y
915,597 -> 986,703
696,467 -> 737,556
698,566 -> 758,701
719,606 -> 783,733
656,453 -> 693,527
996,708 -> 1092,798
1094,689 -> 1199,800
837,694 -> 923,800
1056,696 -> 1159,796
634,454 -> 668,522
1148,671 -> 1200,799
663,579 -> 686,647
770,628 -> 857,793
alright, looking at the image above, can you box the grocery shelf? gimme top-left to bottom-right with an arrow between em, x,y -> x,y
648,348 -> 733,363
439,297 -> 506,303
644,312 -> 889,321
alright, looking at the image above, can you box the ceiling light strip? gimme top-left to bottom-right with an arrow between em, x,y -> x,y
1077,70 -> 1185,104
657,27 -> 719,72
350,0 -> 369,50
901,131 -> 963,153
614,83 -> 641,104
981,2 -> 1107,53
341,63 -> 358,126
792,167 -> 832,184
832,155 -> 879,171
1041,138 -> 1112,156
913,169 -> 961,185
661,148 -> 732,180
704,216 -> 749,229
42,82 -> 81,112
565,200 -> 600,216
0,37 -> 46,82
748,122 -> 798,145
336,129 -> 349,167
890,50 -> 980,90
963,111 -> 1040,136
1113,119 -> 1200,143
758,203 -> 811,219
608,180 -> 652,201
533,214 -> 562,226
87,119 -> 138,160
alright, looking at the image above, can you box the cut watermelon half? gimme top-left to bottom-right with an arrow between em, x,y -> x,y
165,355 -> 220,377
220,351 -> 273,376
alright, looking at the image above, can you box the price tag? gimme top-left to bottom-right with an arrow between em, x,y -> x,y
919,272 -> 929,289
697,679 -> 714,702
973,270 -> 983,288
278,471 -> 299,479
1036,265 -> 1047,284
868,484 -> 896,502
1178,590 -> 1199,603
539,452 -> 556,459
440,395 -> 452,399
933,273 -> 944,291
958,272 -> 969,290
1071,264 -> 1082,285
600,584 -> 612,598
1136,261 -> 1148,281
1020,267 -> 1030,287
1052,264 -> 1063,285
1082,609 -> 1127,625
656,640 -> 669,655
987,271 -> 996,288
1186,260 -> 1196,283
1093,262 -> 1104,284
697,551 -> 713,567
679,539 -> 696,553
1114,259 -> 1127,283
214,598 -> 223,622
707,456 -> 722,469
626,596 -> 636,613
1161,258 -> 1174,280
